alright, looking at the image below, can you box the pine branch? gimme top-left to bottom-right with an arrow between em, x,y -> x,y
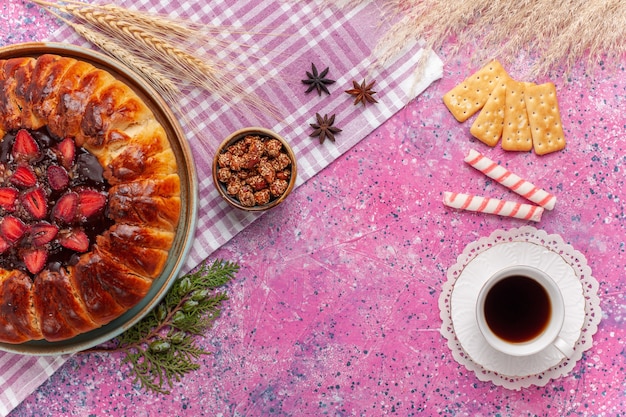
83,259 -> 239,395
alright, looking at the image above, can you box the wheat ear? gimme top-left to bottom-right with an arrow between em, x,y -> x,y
44,10 -> 181,99
33,0 -> 284,121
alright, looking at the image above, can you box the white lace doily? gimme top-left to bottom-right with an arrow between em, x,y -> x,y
439,226 -> 601,390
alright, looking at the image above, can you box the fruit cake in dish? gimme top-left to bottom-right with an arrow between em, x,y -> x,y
0,53 -> 181,343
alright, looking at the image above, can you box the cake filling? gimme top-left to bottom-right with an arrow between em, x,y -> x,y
0,128 -> 113,277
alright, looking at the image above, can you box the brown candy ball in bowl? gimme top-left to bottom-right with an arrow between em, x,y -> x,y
212,127 -> 297,211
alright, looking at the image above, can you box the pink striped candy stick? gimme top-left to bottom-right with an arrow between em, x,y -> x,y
464,149 -> 557,210
443,191 -> 544,222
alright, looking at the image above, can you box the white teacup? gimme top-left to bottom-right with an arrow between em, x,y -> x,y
476,265 -> 574,357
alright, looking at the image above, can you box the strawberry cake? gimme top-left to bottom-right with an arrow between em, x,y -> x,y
0,53 -> 181,343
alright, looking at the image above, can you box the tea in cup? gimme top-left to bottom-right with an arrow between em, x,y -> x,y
476,265 -> 574,357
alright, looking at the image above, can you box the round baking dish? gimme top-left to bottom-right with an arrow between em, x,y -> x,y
0,42 -> 198,355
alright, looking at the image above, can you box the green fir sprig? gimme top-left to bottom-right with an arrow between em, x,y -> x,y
84,259 -> 239,394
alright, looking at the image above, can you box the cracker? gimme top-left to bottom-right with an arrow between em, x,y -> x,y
524,82 -> 566,155
469,74 -> 509,147
443,60 -> 509,122
501,80 -> 534,151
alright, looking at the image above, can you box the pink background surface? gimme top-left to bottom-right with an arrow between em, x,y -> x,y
3,1 -> 625,416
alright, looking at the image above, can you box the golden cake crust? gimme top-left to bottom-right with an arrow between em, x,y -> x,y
0,54 -> 181,343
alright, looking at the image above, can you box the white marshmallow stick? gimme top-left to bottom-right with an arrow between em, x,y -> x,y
443,191 -> 544,222
464,149 -> 557,210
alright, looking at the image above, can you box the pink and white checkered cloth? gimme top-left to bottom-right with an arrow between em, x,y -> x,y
0,0 -> 442,414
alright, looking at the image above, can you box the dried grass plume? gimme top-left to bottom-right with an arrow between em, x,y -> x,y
336,0 -> 626,77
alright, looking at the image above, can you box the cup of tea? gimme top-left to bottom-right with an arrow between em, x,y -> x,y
476,265 -> 574,357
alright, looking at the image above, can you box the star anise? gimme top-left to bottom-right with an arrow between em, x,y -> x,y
345,79 -> 378,106
302,63 -> 335,96
309,113 -> 342,144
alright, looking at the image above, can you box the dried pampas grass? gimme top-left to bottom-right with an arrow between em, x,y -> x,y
341,0 -> 626,77
33,0 -> 284,125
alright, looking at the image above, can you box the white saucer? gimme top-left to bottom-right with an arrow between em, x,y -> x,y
450,241 -> 586,377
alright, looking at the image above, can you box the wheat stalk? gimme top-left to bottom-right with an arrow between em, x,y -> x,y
44,9 -> 181,99
33,0 -> 284,124
65,0 -> 201,38
94,2 -> 289,72
61,0 -> 282,42
42,2 -> 219,81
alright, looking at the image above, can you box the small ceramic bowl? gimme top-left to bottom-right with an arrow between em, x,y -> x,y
212,127 -> 297,211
